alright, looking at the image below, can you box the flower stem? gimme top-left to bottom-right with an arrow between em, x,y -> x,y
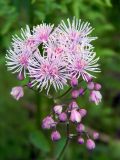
55,87 -> 72,99
56,122 -> 70,160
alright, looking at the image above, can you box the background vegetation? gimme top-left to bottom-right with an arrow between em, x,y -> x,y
0,0 -> 120,159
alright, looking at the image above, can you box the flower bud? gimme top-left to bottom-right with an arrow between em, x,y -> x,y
17,72 -> 24,81
78,137 -> 84,144
27,82 -> 32,88
71,90 -> 79,99
79,88 -> 84,96
86,139 -> 95,150
85,74 -> 93,82
71,77 -> 78,87
53,105 -> 62,115
76,123 -> 85,133
51,130 -> 61,141
94,83 -> 102,90
79,109 -> 87,117
42,116 -> 56,129
93,132 -> 99,140
59,112 -> 67,122
69,101 -> 78,110
10,86 -> 24,100
89,90 -> 102,105
70,109 -> 81,123
87,82 -> 94,90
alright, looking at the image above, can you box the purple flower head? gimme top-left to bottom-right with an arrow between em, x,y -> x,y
76,123 -> 85,133
87,82 -> 94,90
53,105 -> 62,115
93,132 -> 99,140
79,109 -> 87,117
94,83 -> 102,90
89,90 -> 102,105
71,90 -> 79,99
51,130 -> 61,141
59,112 -> 67,122
70,76 -> 78,87
79,87 -> 84,96
28,52 -> 69,94
33,23 -> 54,43
69,101 -> 79,110
42,116 -> 56,129
86,139 -> 95,150
10,86 -> 24,100
70,109 -> 81,123
78,137 -> 84,144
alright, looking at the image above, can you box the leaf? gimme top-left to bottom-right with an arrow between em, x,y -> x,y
30,130 -> 50,153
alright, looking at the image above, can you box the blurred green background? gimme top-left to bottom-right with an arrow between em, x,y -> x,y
0,0 -> 120,159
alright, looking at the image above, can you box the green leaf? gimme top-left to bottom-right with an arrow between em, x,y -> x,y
30,130 -> 50,153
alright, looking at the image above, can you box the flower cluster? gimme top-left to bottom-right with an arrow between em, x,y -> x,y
6,18 -> 102,151
6,17 -> 100,94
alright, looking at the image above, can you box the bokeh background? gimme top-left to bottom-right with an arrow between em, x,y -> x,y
0,0 -> 120,160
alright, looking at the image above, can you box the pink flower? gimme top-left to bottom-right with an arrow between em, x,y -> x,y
10,86 -> 24,100
51,130 -> 61,141
70,109 -> 81,123
33,23 -> 54,43
89,90 -> 102,105
42,116 -> 56,129
67,51 -> 100,81
53,105 -> 62,114
28,52 -> 69,93
86,139 -> 95,150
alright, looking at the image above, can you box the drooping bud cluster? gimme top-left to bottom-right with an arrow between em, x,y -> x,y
42,77 -> 100,150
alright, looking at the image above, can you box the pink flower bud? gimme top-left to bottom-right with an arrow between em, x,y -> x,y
70,109 -> 81,123
51,131 -> 61,141
42,116 -> 56,129
71,90 -> 79,99
89,90 -> 102,105
85,74 -> 93,82
53,105 -> 62,114
69,101 -> 78,110
86,139 -> 95,150
79,109 -> 87,117
79,88 -> 84,96
27,82 -> 32,88
17,72 -> 24,80
87,82 -> 94,90
78,137 -> 84,144
94,83 -> 102,90
76,123 -> 85,133
59,112 -> 67,122
71,77 -> 78,87
10,86 -> 24,100
93,132 -> 99,140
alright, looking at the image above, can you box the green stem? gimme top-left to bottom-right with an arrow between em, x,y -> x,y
36,92 -> 41,128
56,122 -> 70,160
55,87 -> 72,100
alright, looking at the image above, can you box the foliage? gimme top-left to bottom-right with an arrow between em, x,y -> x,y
0,0 -> 120,159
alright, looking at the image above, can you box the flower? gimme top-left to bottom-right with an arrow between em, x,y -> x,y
94,83 -> 102,90
58,17 -> 97,55
78,137 -> 84,144
67,51 -> 100,81
59,112 -> 67,122
70,76 -> 78,87
28,52 -> 69,93
6,26 -> 39,77
42,116 -> 56,129
93,132 -> 99,140
33,23 -> 54,43
89,90 -> 102,105
76,123 -> 85,133
79,109 -> 87,117
70,109 -> 81,123
53,105 -> 62,114
10,86 -> 24,100
87,82 -> 94,90
51,130 -> 61,141
86,139 -> 95,150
